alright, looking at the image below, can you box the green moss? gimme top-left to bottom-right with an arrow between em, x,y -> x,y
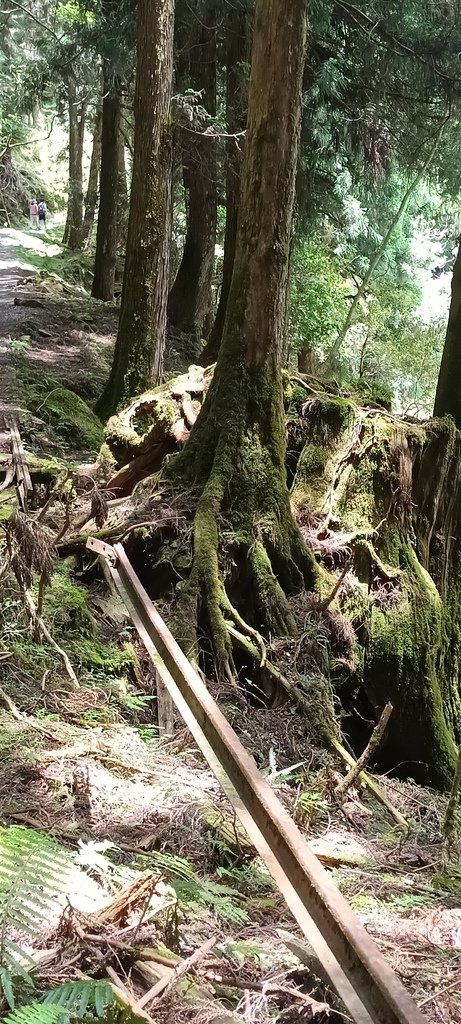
337,460 -> 376,532
105,396 -> 177,459
167,350 -> 316,663
291,397 -> 356,517
77,637 -> 137,677
285,383 -> 308,416
249,541 -> 296,635
41,561 -> 95,637
366,540 -> 456,789
0,488 -> 15,520
27,453 -> 67,478
347,377 -> 393,411
291,442 -> 330,514
38,387 -> 104,454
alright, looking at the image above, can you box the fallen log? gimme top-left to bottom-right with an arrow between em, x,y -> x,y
104,365 -> 211,496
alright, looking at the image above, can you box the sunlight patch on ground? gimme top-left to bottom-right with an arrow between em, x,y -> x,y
0,226 -> 62,260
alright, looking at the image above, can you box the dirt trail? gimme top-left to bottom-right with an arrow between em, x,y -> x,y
0,227 -> 37,450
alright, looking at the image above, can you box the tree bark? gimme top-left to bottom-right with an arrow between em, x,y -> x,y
201,1 -> 247,364
81,105 -> 103,247
168,0 -> 312,667
167,0 -> 218,338
434,237 -> 461,426
63,78 -> 85,250
95,0 -> 175,418
91,68 -> 121,300
116,129 -> 129,248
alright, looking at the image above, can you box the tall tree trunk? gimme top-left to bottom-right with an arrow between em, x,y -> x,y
116,129 -> 129,247
167,0 -> 217,338
95,0 -> 174,418
201,1 -> 247,364
63,79 -> 85,250
434,237 -> 461,426
81,105 -> 103,247
91,69 -> 121,300
168,0 -> 312,667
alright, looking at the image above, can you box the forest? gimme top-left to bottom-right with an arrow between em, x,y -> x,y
1,0 -> 461,1021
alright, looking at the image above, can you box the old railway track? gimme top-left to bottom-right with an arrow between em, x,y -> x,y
86,536 -> 427,1024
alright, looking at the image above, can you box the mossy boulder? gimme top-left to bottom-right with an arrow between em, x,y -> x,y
39,387 -> 104,454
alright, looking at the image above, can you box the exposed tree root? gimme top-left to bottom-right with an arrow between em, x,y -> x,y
227,623 -> 408,830
96,378 -> 461,790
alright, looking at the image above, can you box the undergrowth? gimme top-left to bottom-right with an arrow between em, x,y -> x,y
0,562 -> 142,719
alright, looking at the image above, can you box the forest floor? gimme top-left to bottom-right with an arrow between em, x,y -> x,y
0,227 -> 460,1024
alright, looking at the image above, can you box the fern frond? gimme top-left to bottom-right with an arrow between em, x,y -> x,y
3,1005 -> 69,1024
43,979 -> 114,1016
146,851 -> 194,881
0,827 -> 72,990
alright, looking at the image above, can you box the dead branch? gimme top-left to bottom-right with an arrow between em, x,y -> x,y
135,936 -> 217,1009
330,736 -> 408,830
318,559 -> 351,612
89,870 -> 159,927
335,703 -> 393,800
24,589 -> 79,689
207,970 -> 331,1015
0,683 -> 22,719
105,969 -> 155,1024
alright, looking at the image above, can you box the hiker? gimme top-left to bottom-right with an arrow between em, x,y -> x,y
29,199 -> 38,229
38,199 -> 47,230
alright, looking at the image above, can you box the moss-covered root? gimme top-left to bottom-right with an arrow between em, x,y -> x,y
169,418 -> 318,676
366,544 -> 457,789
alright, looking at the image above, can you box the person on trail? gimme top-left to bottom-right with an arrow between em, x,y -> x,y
29,199 -> 38,229
37,200 -> 47,230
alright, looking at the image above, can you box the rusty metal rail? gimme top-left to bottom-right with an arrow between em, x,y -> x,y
87,536 -> 427,1024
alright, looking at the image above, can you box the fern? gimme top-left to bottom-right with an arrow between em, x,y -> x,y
145,851 -> 195,881
4,981 -> 137,1024
0,827 -> 72,1006
44,980 -> 114,1016
173,876 -> 249,924
3,1005 -> 70,1024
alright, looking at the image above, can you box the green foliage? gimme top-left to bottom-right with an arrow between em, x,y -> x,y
342,283 -> 444,415
0,827 -> 72,1007
44,980 -> 114,1015
144,851 -> 249,924
3,1006 -> 70,1024
288,238 -> 347,358
294,789 -> 329,829
41,562 -> 94,638
4,980 -> 139,1023
432,864 -> 461,893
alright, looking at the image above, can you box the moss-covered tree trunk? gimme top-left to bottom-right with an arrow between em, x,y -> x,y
167,0 -> 217,339
168,0 -> 312,669
95,0 -> 174,418
91,68 -> 121,301
81,105 -> 103,247
201,1 -> 247,364
62,78 -> 85,250
288,388 -> 461,789
434,236 -> 461,426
